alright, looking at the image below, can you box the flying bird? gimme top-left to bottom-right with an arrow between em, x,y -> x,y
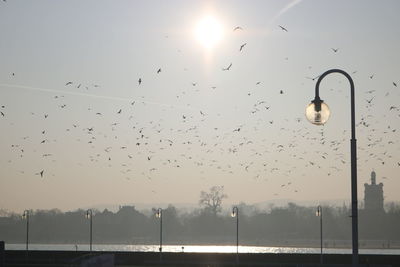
393,82 -> 397,87
35,170 -> 44,178
157,68 -> 161,74
305,75 -> 321,81
239,43 -> 247,52
233,26 -> 243,31
366,97 -> 374,104
278,25 -> 288,32
331,48 -> 339,53
138,78 -> 142,85
65,82 -> 73,86
222,63 -> 232,71
117,109 -> 122,114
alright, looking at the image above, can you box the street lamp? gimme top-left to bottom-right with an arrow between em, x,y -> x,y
86,209 -> 93,252
155,208 -> 163,262
316,205 -> 323,264
306,69 -> 359,266
22,210 -> 29,252
231,206 -> 239,264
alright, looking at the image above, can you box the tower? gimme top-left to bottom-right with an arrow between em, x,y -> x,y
364,171 -> 384,213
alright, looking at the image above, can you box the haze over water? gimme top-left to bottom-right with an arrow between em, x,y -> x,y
1,0 -> 400,213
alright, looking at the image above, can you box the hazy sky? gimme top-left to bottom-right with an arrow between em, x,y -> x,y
1,0 -> 399,212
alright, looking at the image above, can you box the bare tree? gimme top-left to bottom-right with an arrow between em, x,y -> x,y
199,186 -> 228,215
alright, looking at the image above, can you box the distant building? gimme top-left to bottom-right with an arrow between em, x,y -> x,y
364,170 -> 384,213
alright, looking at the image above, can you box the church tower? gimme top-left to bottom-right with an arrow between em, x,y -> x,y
364,171 -> 384,213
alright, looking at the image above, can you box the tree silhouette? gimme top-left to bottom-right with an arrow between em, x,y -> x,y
199,186 -> 227,215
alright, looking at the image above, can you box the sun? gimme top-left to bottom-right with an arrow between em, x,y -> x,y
195,16 -> 224,49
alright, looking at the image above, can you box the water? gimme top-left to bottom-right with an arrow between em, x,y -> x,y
5,244 -> 400,255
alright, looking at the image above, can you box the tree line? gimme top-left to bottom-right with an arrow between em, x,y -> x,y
1,187 -> 400,247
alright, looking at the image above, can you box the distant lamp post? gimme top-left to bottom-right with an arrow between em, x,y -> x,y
306,69 -> 358,266
155,208 -> 163,262
86,209 -> 93,252
316,205 -> 323,264
231,206 -> 239,264
22,210 -> 30,252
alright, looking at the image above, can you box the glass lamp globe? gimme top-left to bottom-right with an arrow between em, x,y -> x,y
305,101 -> 330,125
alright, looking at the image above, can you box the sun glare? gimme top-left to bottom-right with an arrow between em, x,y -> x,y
195,16 -> 224,49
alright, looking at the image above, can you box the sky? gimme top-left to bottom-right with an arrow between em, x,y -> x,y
1,0 -> 399,213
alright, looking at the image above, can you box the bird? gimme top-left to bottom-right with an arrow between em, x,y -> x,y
222,63 -> 232,71
305,75 -> 321,81
278,25 -> 288,32
280,90 -> 284,94
393,82 -> 397,87
239,43 -> 247,52
233,26 -> 243,31
36,170 -> 44,178
369,74 -> 374,79
117,109 -> 122,114
138,78 -> 142,85
65,82 -> 73,86
366,97 -> 374,104
0,111 -> 4,117
331,48 -> 339,53
157,68 -> 161,74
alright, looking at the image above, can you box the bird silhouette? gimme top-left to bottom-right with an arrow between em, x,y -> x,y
366,97 -> 374,104
393,82 -> 397,87
157,68 -> 161,74
222,63 -> 232,71
138,78 -> 142,85
233,26 -> 243,31
278,25 -> 288,32
331,48 -> 339,53
65,82 -> 73,86
239,43 -> 247,52
305,75 -> 321,81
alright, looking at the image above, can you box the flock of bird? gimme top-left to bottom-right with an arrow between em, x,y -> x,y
1,23 -> 399,200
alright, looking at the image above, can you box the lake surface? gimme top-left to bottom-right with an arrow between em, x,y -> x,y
6,244 -> 400,255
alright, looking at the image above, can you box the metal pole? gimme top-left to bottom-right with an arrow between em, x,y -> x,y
236,209 -> 239,265
90,212 -> 92,252
160,209 -> 163,262
232,206 -> 239,264
320,207 -> 323,265
87,209 -> 93,252
26,211 -> 29,252
314,69 -> 358,266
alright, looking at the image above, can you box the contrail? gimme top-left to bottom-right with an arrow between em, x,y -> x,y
270,0 -> 304,25
0,83 -> 193,110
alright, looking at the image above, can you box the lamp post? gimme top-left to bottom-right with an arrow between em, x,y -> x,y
316,205 -> 323,264
306,69 -> 358,266
231,206 -> 239,264
22,210 -> 29,252
155,208 -> 163,262
86,209 -> 93,252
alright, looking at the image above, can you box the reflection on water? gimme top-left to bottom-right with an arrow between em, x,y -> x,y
5,244 -> 400,255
